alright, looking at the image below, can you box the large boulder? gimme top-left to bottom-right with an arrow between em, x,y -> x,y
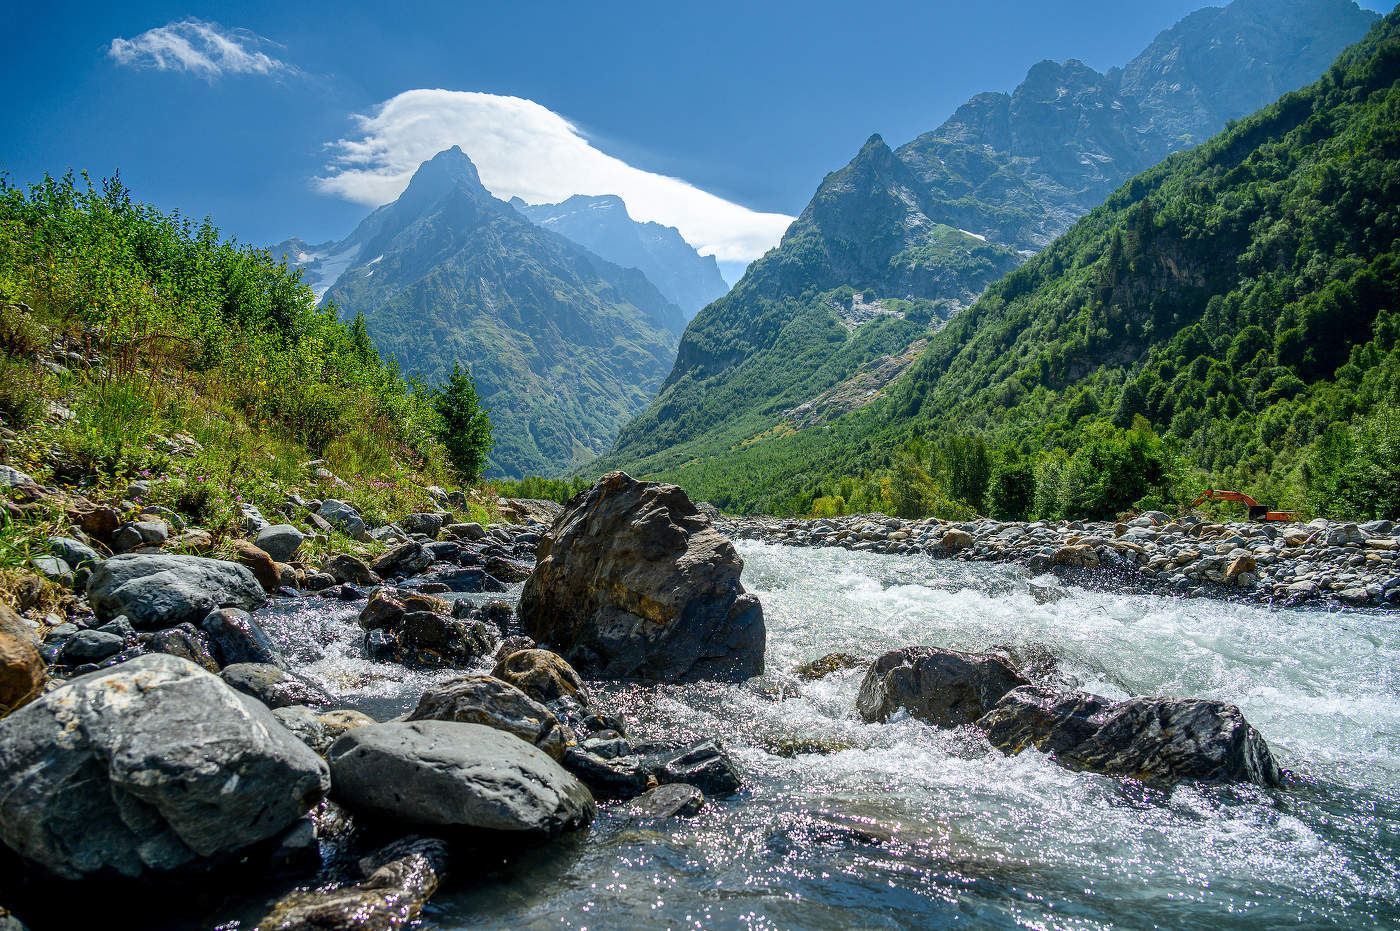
0,605 -> 44,716
856,647 -> 1029,726
87,554 -> 266,629
406,675 -> 573,759
518,472 -> 765,681
254,525 -> 305,562
327,721 -> 595,837
977,686 -> 1283,787
0,654 -> 329,879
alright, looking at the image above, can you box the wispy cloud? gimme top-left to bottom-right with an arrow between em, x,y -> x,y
108,20 -> 294,79
316,90 -> 793,264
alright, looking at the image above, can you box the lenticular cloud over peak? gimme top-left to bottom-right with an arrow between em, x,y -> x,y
316,89 -> 793,263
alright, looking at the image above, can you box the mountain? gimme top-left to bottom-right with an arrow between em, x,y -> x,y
605,7 -> 1400,515
511,194 -> 729,318
599,0 -> 1378,487
283,146 -> 687,479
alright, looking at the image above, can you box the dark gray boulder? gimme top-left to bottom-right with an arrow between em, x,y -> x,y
518,471 -> 765,682
200,607 -> 283,668
221,663 -> 333,709
87,554 -> 266,629
407,675 -> 572,759
856,646 -> 1029,726
977,685 -> 1283,787
254,525 -> 305,562
139,623 -> 220,673
327,721 -> 595,837
642,739 -> 742,797
371,542 -> 434,578
0,654 -> 329,879
47,536 -> 104,568
59,630 -> 124,665
620,783 -> 705,820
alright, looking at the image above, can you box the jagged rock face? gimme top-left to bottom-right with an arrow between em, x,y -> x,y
0,654 -> 329,879
519,472 -> 765,682
856,646 -> 1029,726
977,685 -> 1283,787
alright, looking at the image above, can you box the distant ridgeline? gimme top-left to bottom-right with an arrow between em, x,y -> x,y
275,147 -> 689,479
597,0 -> 1390,517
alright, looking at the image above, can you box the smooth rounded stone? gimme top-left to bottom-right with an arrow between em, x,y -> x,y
491,649 -> 590,707
255,524 -> 305,562
60,629 -> 125,665
222,663 -> 333,709
272,704 -> 330,753
327,721 -> 595,837
259,835 -> 449,931
450,522 -> 487,541
941,528 -> 974,554
201,607 -> 283,668
87,554 -> 266,629
795,652 -> 866,680
0,654 -> 329,879
518,471 -> 765,682
318,708 -> 376,745
977,685 -> 1283,787
372,542 -> 434,578
323,554 -> 374,585
29,555 -> 73,587
620,783 -> 704,820
0,605 -> 45,716
407,676 -> 572,759
230,540 -> 281,593
856,646 -> 1029,726
399,512 -> 444,538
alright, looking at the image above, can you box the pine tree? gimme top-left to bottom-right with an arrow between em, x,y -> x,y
433,365 -> 493,480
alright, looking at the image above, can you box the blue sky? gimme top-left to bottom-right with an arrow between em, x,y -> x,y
2,0 -> 1390,272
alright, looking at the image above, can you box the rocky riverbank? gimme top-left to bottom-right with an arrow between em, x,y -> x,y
719,511 -> 1400,609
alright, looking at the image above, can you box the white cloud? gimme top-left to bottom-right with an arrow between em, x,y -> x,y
316,90 -> 793,263
108,20 -> 293,78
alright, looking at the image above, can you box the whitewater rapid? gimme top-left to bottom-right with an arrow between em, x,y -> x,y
251,541 -> 1400,930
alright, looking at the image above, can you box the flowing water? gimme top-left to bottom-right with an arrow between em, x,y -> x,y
253,542 -> 1400,930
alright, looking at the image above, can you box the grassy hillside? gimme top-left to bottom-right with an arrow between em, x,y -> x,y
611,10 -> 1400,521
0,171 -> 489,583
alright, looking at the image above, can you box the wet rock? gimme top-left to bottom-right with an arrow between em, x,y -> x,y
327,721 -> 595,837
259,835 -> 450,931
977,685 -> 1283,787
643,738 -> 743,797
0,654 -> 328,879
620,783 -> 704,819
0,606 -> 44,716
559,747 -> 650,799
358,589 -> 406,632
482,555 -> 532,583
407,675 -> 572,759
491,649 -> 589,707
323,554 -> 374,586
221,663 -> 333,709
200,607 -> 283,668
396,612 -> 498,668
856,646 -> 1029,726
372,542 -> 433,578
434,566 -> 505,593
519,471 -> 765,682
255,524 -> 305,562
139,623 -> 220,673
272,704 -> 330,754
494,635 -> 535,663
231,539 -> 280,593
87,554 -> 266,629
795,652 -> 866,680
1051,545 -> 1100,568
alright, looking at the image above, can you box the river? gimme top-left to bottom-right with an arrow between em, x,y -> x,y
249,541 -> 1400,930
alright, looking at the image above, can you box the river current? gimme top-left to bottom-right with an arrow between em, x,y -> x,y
249,541 -> 1400,930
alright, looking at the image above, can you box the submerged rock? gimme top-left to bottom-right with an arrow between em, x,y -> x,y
856,646 -> 1028,726
977,685 -> 1283,786
327,721 -> 595,837
0,654 -> 328,879
407,675 -> 572,760
795,652 -> 866,680
259,835 -> 450,931
519,471 -> 765,682
87,554 -> 266,628
620,783 -> 705,820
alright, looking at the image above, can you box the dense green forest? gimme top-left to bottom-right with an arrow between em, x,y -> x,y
604,10 -> 1400,522
0,171 -> 490,570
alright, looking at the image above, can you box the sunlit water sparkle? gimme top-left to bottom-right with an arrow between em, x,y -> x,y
249,541 -> 1400,930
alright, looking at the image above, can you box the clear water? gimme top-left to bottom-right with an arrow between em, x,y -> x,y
255,542 -> 1400,930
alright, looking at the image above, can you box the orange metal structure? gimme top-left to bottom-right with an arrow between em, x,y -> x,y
1190,489 -> 1296,522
